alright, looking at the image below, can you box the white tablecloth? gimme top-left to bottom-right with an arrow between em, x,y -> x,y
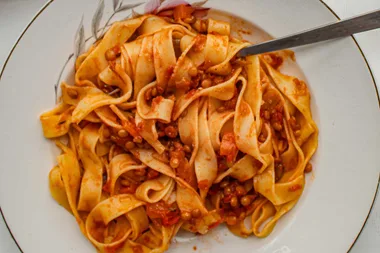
0,0 -> 379,252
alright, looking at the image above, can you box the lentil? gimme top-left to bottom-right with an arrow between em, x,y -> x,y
220,180 -> 229,188
191,208 -> 201,218
226,216 -> 237,226
125,141 -> 135,149
181,211 -> 192,221
188,66 -> 198,77
240,196 -> 252,207
170,157 -> 180,169
67,89 -> 78,99
165,126 -> 178,138
273,122 -> 283,131
105,48 -> 117,61
230,196 -> 238,207
305,163 -> 313,173
201,79 -> 212,88
118,129 -> 128,138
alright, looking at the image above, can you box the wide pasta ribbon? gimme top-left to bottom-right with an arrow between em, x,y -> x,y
194,100 -> 217,199
73,63 -> 134,123
208,110 -> 234,150
234,76 -> 271,173
135,113 -> 165,154
76,16 -> 148,86
131,148 -> 208,215
262,60 -> 318,167
77,123 -> 104,211
104,153 -> 146,195
135,175 -> 175,203
52,141 -> 85,233
85,194 -> 145,252
136,82 -> 174,123
40,103 -> 73,138
172,67 -> 242,120
41,11 -> 320,248
251,198 -> 298,238
178,99 -> 199,188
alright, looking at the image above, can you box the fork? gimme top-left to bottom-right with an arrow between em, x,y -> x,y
238,9 -> 380,57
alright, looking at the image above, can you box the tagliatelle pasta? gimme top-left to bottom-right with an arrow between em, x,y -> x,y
41,4 -> 318,253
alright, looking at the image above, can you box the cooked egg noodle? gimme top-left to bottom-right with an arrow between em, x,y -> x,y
41,12 -> 318,252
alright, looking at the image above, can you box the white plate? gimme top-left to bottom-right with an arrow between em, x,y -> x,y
0,0 -> 379,252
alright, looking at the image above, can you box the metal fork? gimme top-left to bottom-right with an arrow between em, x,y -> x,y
238,9 -> 380,57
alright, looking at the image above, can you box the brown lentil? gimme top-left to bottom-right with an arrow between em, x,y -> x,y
118,129 -> 128,138
125,141 -> 135,150
201,79 -> 212,88
239,212 -> 246,220
191,208 -> 201,218
183,145 -> 192,153
181,211 -> 192,221
67,89 -> 78,99
165,126 -> 178,138
224,186 -> 232,195
220,180 -> 229,188
235,185 -> 246,196
188,66 -> 198,77
230,196 -> 238,207
240,196 -> 252,207
105,48 -> 117,61
273,122 -> 283,131
226,216 -> 237,226
173,141 -> 183,150
170,157 -> 180,169
305,162 -> 313,173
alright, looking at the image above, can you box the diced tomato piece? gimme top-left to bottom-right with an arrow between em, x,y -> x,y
146,202 -> 181,227
122,119 -> 140,138
162,214 -> 181,226
220,132 -> 238,163
198,179 -> 209,190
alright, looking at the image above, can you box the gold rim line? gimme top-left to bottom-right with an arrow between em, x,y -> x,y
0,1 -> 379,253
317,2 -> 380,252
0,1 -> 54,252
0,1 -> 53,80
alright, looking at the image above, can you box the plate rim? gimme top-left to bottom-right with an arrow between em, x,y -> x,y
0,0 -> 379,252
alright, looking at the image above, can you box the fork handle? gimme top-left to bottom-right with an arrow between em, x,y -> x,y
238,9 -> 380,57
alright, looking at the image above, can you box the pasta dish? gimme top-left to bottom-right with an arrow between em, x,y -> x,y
40,4 -> 318,253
